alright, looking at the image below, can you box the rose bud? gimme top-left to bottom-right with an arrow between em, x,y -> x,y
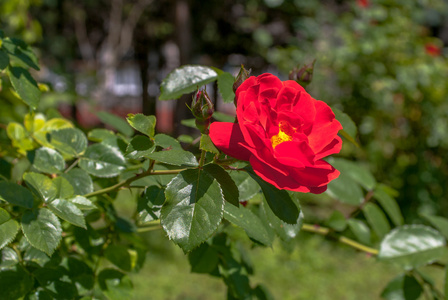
190,89 -> 214,133
209,73 -> 342,194
289,60 -> 316,88
233,65 -> 251,104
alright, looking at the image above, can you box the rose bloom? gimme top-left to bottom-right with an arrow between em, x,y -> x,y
209,74 -> 342,194
425,43 -> 441,57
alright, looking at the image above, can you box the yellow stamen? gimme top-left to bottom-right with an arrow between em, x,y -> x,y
271,128 -> 293,149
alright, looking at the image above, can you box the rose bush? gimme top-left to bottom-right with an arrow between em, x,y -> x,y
210,73 -> 342,193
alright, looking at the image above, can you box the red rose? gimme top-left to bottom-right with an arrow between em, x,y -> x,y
425,43 -> 441,57
209,74 -> 342,194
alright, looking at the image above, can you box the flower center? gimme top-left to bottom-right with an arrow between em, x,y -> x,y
271,121 -> 294,149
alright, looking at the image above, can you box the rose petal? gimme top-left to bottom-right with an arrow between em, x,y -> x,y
235,76 -> 257,102
274,141 -> 315,168
283,80 -> 307,93
289,159 -> 340,188
276,86 -> 299,112
257,73 -> 283,92
209,122 -> 252,161
315,136 -> 342,161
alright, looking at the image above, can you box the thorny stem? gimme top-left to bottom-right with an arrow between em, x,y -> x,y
83,168 -> 185,198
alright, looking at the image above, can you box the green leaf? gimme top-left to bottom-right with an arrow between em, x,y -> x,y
126,114 -> 156,138
363,203 -> 391,239
137,186 -> 165,224
8,66 -> 41,109
181,118 -> 197,129
347,219 -> 371,245
200,134 -> 220,154
217,72 -> 236,103
381,274 -> 423,300
88,128 -> 116,142
98,269 -> 133,300
0,218 -> 20,249
378,225 -> 446,270
159,65 -> 219,100
203,164 -> 239,207
146,149 -> 198,167
445,266 -> 448,300
97,111 -> 134,137
154,133 -> 182,149
104,245 -> 137,272
224,202 -> 273,246
32,118 -> 73,148
61,168 -> 93,196
332,107 -> 358,146
23,247 -> 50,267
23,172 -> 57,202
374,184 -> 403,226
326,210 -> 347,232
420,214 -> 448,240
79,144 -> 126,177
0,48 -> 9,70
49,128 -> 88,157
52,176 -> 74,199
0,181 -> 34,208
0,247 -> 20,268
48,199 -> 86,228
125,135 -> 155,159
326,172 -> 364,205
69,195 -> 96,210
21,208 -> 62,256
161,169 -> 225,252
0,266 -> 33,299
213,112 -> 235,122
260,196 -> 303,242
229,171 -> 260,202
329,158 -> 376,190
6,122 -> 34,152
0,207 -> 10,225
246,169 -> 299,224
188,242 -> 219,274
29,147 -> 65,174
2,38 -> 39,70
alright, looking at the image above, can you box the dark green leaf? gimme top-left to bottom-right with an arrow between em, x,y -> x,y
21,209 -> 62,256
69,195 -> 96,210
329,158 -> 376,190
98,268 -> 133,300
200,134 -> 220,154
224,202 -> 274,246
332,107 -> 358,146
217,72 -> 236,103
61,168 -> 93,196
0,48 -> 9,70
229,171 -> 260,202
374,184 -> 403,226
125,135 -> 155,159
88,128 -> 116,142
260,195 -> 303,241
0,266 -> 33,299
161,169 -> 225,252
29,147 -> 65,174
137,186 -> 165,224
24,290 -> 53,300
188,242 -> 219,274
246,169 -> 299,224
420,213 -> 448,240
378,225 -> 446,270
49,128 -> 88,157
126,114 -> 156,138
252,284 -> 275,300
326,210 -> 347,231
326,172 -> 364,205
381,274 -> 423,300
347,219 -> 371,245
79,144 -> 126,177
23,172 -> 57,202
48,199 -> 86,228
154,133 -> 182,149
52,176 -> 74,199
363,203 -> 391,239
0,217 -> 19,249
2,38 -> 39,70
8,66 -> 41,109
104,245 -> 137,272
146,149 -> 198,167
204,164 -> 239,207
159,65 -> 218,100
97,111 -> 134,137
0,181 -> 34,208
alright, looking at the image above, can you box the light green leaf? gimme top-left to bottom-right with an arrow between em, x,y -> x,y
0,247 -> 20,268
326,172 -> 364,205
97,111 -> 134,137
347,219 -> 371,245
229,171 -> 260,202
21,208 -> 62,256
224,202 -> 273,246
104,245 -> 137,272
332,107 -> 358,146
445,266 -> 448,300
363,203 -> 391,239
23,172 -> 57,202
126,114 -> 156,138
88,128 -> 116,142
0,218 -> 20,249
329,158 -> 376,190
61,168 -> 93,196
161,169 -> 225,252
33,118 -> 73,148
217,72 -> 235,103
48,199 -> 86,228
30,147 -> 65,174
69,196 -> 96,210
0,181 -> 34,208
79,144 -> 126,177
181,119 -> 197,129
146,149 -> 198,167
212,112 -> 235,122
159,65 -> 218,100
52,176 -> 74,199
6,122 -> 34,152
326,210 -> 347,231
137,186 -> 165,224
8,66 -> 41,109
154,133 -> 182,149
49,128 -> 88,157
420,213 -> 448,240
378,225 -> 446,270
98,269 -> 133,300
200,134 -> 219,154
203,164 -> 239,207
0,208 -> 11,225
374,184 -> 403,226
125,135 -> 155,159
0,266 -> 34,299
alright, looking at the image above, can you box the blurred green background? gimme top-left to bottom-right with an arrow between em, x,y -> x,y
1,0 -> 448,298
